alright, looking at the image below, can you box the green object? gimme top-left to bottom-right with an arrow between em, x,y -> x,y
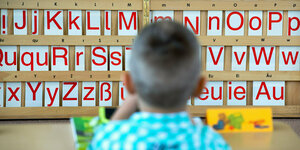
228,113 -> 244,129
71,107 -> 110,150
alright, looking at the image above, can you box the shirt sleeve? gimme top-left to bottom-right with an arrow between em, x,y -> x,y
203,126 -> 232,150
88,124 -> 107,150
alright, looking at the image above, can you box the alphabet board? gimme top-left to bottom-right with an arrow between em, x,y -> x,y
0,0 -> 299,119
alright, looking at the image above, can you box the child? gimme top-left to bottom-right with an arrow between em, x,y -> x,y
89,21 -> 231,150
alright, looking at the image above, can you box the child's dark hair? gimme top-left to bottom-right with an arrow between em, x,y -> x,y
130,21 -> 201,109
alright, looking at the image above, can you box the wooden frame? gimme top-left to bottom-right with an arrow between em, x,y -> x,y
150,0 -> 300,11
0,105 -> 299,119
0,0 -> 299,119
0,0 -> 143,10
0,71 -> 299,82
0,35 -> 299,46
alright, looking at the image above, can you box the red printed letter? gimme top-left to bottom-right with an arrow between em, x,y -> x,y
8,87 -> 20,101
63,82 -> 77,100
27,82 -> 42,100
92,47 -> 107,66
21,52 -> 34,71
209,47 -> 224,65
184,16 -> 199,34
47,11 -> 62,29
53,47 -> 68,65
282,51 -> 299,65
69,11 -> 80,30
249,16 -> 262,30
209,16 -> 220,30
268,12 -> 282,30
226,12 -> 244,30
110,51 -> 121,65
15,10 -> 26,29
100,83 -> 111,101
119,12 -> 137,30
288,17 -> 300,36
83,87 -> 95,101
46,88 -> 58,107
252,47 -> 274,65
256,82 -> 271,100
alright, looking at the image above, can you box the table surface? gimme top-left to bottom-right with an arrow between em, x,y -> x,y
0,120 -> 299,150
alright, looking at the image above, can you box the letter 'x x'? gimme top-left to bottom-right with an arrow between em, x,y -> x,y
8,87 -> 20,101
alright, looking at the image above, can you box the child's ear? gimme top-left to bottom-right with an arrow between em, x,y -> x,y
122,72 -> 136,94
192,76 -> 206,97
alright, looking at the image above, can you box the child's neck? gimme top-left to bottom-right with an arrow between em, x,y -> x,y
139,101 -> 187,113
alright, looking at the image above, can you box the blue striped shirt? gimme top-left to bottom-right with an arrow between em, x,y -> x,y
89,111 -> 231,150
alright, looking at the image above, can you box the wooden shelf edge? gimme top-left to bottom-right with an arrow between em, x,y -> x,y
0,36 -> 299,46
198,36 -> 300,46
0,105 -> 299,119
0,0 -> 143,10
0,35 -> 136,46
0,71 -> 299,82
150,0 -> 300,11
188,105 -> 300,118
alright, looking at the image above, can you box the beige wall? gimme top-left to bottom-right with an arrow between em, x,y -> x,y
276,119 -> 300,136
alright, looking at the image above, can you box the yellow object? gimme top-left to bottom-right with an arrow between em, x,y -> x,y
207,108 -> 273,133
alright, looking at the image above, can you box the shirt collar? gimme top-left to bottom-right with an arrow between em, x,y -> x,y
130,111 -> 192,124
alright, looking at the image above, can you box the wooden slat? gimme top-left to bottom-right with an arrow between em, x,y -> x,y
198,36 -> 300,46
150,0 -> 300,11
0,35 -> 299,46
0,71 -> 123,82
0,0 -> 142,10
0,105 -> 299,119
202,71 -> 300,81
188,105 -> 300,118
0,35 -> 135,45
0,71 -> 299,82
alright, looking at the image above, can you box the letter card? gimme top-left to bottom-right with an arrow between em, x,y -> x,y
248,11 -> 263,36
249,46 -> 275,71
91,46 -> 108,71
20,46 -> 49,71
75,46 -> 85,71
227,81 -> 247,106
14,9 -> 27,35
62,82 -> 78,106
25,82 -> 43,107
206,46 -> 224,71
44,10 -> 63,35
194,81 -> 223,106
6,82 -> 21,107
279,46 -> 300,71
119,82 -> 127,106
118,11 -> 138,35
207,11 -> 222,36
225,11 -> 244,36
151,11 -> 174,22
231,46 -> 247,71
51,46 -> 69,71
44,82 -> 60,107
68,10 -> 82,35
0,82 -> 3,107
0,46 -> 18,71
183,11 -> 201,36
99,81 -> 113,106
110,46 -> 123,71
82,82 -> 96,106
86,10 -> 100,35
288,11 -> 300,36
253,81 -> 285,106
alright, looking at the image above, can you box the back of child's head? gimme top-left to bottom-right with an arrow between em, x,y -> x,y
130,21 -> 201,109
